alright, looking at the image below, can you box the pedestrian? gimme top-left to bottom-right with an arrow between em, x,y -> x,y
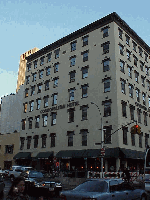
122,167 -> 131,182
6,176 -> 43,200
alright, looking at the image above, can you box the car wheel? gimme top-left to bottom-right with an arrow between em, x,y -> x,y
141,194 -> 147,200
10,175 -> 14,182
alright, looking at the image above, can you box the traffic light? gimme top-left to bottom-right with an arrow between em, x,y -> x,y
131,125 -> 141,134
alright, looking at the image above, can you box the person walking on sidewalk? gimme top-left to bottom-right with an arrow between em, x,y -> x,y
122,167 -> 131,182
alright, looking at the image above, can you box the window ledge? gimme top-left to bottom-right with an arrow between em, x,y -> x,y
81,119 -> 88,121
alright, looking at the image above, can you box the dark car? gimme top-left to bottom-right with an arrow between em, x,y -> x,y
60,178 -> 147,200
20,170 -> 62,197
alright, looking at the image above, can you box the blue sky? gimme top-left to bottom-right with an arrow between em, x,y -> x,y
0,0 -> 150,100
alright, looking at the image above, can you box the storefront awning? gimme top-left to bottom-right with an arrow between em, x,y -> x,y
121,148 -> 145,160
13,152 -> 31,159
35,151 -> 54,159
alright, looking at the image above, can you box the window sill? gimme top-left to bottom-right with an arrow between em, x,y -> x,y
81,119 -> 88,121
81,96 -> 88,99
68,121 -> 74,123
103,50 -> 109,55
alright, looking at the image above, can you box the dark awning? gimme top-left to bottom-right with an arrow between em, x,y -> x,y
13,152 -> 31,159
121,148 -> 145,160
35,151 -> 54,159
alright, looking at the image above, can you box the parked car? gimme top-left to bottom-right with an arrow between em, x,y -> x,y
8,166 -> 23,182
60,178 -> 147,200
0,174 -> 5,197
20,170 -> 62,198
21,166 -> 34,172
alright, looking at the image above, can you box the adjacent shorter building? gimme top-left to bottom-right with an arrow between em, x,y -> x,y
17,12 -> 150,172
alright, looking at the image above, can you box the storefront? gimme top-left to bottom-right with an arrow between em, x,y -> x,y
13,152 -> 32,166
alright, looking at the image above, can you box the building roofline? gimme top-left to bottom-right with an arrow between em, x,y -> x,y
26,12 -> 150,62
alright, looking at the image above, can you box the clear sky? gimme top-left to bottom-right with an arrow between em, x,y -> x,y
0,0 -> 150,101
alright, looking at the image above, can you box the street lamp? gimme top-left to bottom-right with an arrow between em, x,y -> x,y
91,102 -> 104,177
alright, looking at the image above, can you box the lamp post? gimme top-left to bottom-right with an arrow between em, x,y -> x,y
91,102 -> 104,177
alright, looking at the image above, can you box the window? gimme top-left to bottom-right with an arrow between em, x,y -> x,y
31,85 -> 35,96
81,105 -> 88,120
27,63 -> 31,71
121,79 -> 126,94
81,129 -> 88,146
82,66 -> 88,78
103,27 -> 109,38
37,83 -> 42,93
136,88 -> 140,102
27,136 -> 32,150
81,84 -> 88,98
34,60 -> 37,69
129,84 -> 133,98
26,76 -> 30,84
102,42 -> 109,54
28,118 -> 33,129
53,77 -> 58,87
20,137 -> 25,150
145,53 -> 148,62
122,102 -> 127,117
51,112 -> 56,125
29,101 -> 34,112
25,88 -> 29,97
44,96 -> 49,108
71,41 -> 76,51
69,88 -> 75,101
128,65 -> 132,78
53,94 -> 57,105
50,133 -> 56,147
144,112 -> 147,126
103,60 -> 110,72
133,55 -> 138,66
141,76 -> 145,87
142,92 -> 146,105
36,98 -> 41,110
131,133 -> 135,146
83,52 -> 88,62
139,47 -> 143,57
42,134 -> 47,148
40,57 -> 44,65
145,66 -> 149,76
104,126 -> 111,144
147,81 -> 150,91
126,35 -> 130,45
35,116 -> 40,128
47,53 -> 51,62
24,103 -> 27,113
32,73 -> 36,82
22,119 -> 26,130
68,108 -> 74,123
137,109 -> 141,123
130,106 -> 134,120
126,50 -> 131,61
39,70 -> 43,79
119,44 -> 124,55
104,79 -> 110,92
54,63 -> 59,72
45,80 -> 50,91
140,61 -> 144,71
118,28 -> 123,39
46,67 -> 51,76
82,36 -> 88,46
120,60 -> 125,73
133,42 -> 137,52
43,114 -> 48,127
104,101 -> 111,117
34,135 -> 39,148
123,127 -> 128,145
55,49 -> 59,59
5,145 -> 13,154
67,131 -> 74,146
145,134 -> 149,148
135,71 -> 139,82
139,134 -> 142,148
70,71 -> 75,82
70,57 -> 76,66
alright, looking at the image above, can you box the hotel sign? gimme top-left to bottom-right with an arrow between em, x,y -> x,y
40,101 -> 79,114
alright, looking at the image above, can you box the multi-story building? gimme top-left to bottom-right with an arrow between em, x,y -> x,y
17,12 -> 150,172
16,47 -> 39,92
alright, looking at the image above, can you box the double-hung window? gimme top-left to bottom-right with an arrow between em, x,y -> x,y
103,59 -> 110,72
104,79 -> 110,92
71,41 -> 76,51
69,88 -> 75,101
81,84 -> 88,98
51,112 -> 56,125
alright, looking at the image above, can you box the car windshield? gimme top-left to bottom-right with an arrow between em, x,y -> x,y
73,180 -> 108,192
29,171 -> 43,178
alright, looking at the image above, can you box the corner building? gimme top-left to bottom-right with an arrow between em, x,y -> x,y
18,12 -> 150,172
